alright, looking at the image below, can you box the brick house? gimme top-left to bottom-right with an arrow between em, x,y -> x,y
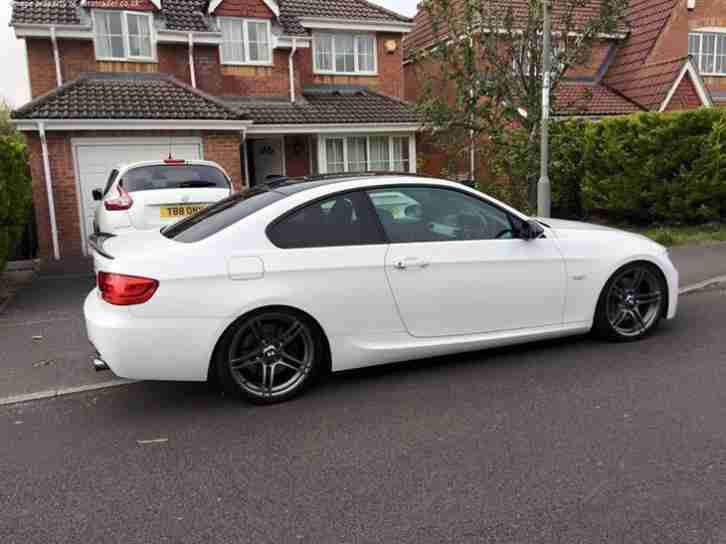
403,0 -> 715,177
10,0 -> 420,261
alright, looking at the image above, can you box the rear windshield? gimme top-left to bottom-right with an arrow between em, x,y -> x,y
121,165 -> 230,192
162,187 -> 286,243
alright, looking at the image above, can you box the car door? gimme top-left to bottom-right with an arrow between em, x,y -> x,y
366,185 -> 567,338
264,190 -> 404,346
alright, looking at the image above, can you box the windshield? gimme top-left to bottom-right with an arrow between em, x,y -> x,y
162,187 -> 287,243
121,165 -> 230,192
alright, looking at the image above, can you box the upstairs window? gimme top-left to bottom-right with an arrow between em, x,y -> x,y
220,18 -> 272,65
689,31 -> 726,75
94,11 -> 153,61
313,33 -> 377,75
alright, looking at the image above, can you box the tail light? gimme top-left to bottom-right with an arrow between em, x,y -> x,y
98,272 -> 159,306
104,185 -> 133,211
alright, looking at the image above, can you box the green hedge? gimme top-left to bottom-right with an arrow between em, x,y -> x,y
0,137 -> 32,273
548,108 -> 726,224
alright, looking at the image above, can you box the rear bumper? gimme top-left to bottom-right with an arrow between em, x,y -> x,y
83,290 -> 221,382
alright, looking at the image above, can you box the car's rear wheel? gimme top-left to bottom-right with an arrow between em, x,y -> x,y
215,309 -> 324,404
593,262 -> 666,342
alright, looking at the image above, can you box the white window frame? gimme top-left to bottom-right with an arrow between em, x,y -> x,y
319,134 -> 415,174
219,17 -> 273,66
689,30 -> 726,76
93,10 -> 155,62
313,32 -> 378,76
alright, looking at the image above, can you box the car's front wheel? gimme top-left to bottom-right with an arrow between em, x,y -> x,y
215,309 -> 324,404
593,262 -> 666,342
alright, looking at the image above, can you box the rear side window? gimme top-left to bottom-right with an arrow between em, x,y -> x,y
267,191 -> 384,249
121,165 -> 230,192
163,188 -> 286,243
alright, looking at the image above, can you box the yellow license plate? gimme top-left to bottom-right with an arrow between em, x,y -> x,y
160,205 -> 207,219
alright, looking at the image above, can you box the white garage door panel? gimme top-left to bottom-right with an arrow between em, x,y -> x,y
74,139 -> 202,254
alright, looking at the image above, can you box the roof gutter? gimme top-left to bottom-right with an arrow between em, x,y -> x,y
246,123 -> 422,135
37,121 -> 61,261
50,26 -> 63,87
298,17 -> 413,34
288,37 -> 298,103
13,119 -> 254,131
12,23 -> 92,39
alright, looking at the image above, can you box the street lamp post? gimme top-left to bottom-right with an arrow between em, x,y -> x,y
537,0 -> 552,218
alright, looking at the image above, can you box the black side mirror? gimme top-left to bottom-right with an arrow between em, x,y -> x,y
519,219 -> 545,241
92,189 -> 103,201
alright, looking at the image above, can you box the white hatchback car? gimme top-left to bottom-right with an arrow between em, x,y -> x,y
85,174 -> 678,404
92,159 -> 233,236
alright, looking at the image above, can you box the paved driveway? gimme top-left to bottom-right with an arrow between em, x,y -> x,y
0,274 -> 128,400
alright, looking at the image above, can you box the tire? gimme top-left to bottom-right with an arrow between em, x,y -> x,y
214,308 -> 325,404
592,262 -> 667,342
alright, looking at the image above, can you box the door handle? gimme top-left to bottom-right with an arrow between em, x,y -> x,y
394,258 -> 430,270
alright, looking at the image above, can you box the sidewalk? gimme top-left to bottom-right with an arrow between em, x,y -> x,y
0,273 -> 131,404
1,241 -> 725,404
668,242 -> 726,288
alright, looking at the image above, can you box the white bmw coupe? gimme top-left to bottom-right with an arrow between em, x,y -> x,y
85,174 -> 678,403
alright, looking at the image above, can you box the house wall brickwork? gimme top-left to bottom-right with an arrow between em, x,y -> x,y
648,0 -> 726,97
27,38 -> 295,100
26,130 -> 245,260
202,132 -> 245,191
664,73 -> 703,110
298,33 -> 405,98
213,0 -> 274,18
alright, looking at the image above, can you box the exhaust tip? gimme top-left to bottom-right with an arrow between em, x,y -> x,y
93,357 -> 110,372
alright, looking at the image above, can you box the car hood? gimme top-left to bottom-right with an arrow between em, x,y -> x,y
536,218 -> 621,232
536,217 -> 665,250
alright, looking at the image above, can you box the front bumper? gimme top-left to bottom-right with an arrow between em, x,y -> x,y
663,253 -> 679,320
84,289 -> 221,382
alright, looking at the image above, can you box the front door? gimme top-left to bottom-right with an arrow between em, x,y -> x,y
366,185 -> 567,338
251,138 -> 284,186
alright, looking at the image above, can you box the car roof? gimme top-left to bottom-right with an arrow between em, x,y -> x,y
270,173 -> 456,196
114,159 -> 225,172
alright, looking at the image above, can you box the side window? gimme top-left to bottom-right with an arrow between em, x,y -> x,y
367,186 -> 515,243
103,169 -> 119,196
268,191 -> 384,249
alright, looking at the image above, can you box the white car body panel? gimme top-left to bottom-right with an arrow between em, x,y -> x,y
385,238 -> 566,337
85,176 -> 679,383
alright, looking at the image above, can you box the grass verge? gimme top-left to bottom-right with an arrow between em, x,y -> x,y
622,224 -> 726,247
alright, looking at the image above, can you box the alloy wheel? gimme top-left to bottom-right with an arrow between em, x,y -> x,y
606,265 -> 663,338
227,312 -> 315,399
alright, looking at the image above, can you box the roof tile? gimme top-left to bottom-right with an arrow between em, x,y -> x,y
11,0 -> 82,25
12,73 -> 246,120
223,86 -> 419,125
554,83 -> 644,116
162,0 -> 212,31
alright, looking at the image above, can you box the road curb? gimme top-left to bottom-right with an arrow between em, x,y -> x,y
679,274 -> 726,296
0,379 -> 139,407
0,274 -> 723,408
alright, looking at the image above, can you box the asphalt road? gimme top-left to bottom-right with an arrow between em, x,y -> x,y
2,289 -> 726,544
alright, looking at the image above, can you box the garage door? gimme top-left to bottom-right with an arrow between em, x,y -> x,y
73,138 -> 203,254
